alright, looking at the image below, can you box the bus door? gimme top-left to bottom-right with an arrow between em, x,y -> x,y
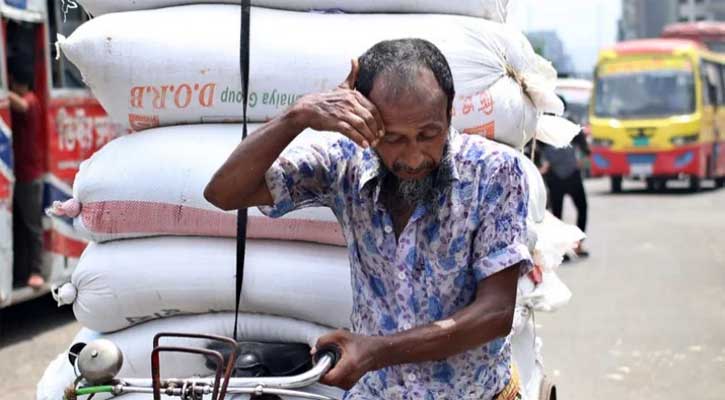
44,1 -> 122,281
701,60 -> 725,179
1,0 -> 51,303
0,17 -> 12,306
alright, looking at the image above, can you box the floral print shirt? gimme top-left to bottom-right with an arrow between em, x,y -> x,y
260,128 -> 532,399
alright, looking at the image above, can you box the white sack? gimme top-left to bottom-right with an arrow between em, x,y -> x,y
48,124 -> 344,245
519,154 -> 546,224
50,123 -> 547,243
53,237 -> 353,332
36,313 -> 340,400
531,212 -> 586,272
59,5 -> 576,148
77,0 -> 509,20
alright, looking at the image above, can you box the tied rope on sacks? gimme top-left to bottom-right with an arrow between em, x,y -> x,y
234,0 -> 251,341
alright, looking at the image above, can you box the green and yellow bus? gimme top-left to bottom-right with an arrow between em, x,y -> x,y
589,39 -> 725,192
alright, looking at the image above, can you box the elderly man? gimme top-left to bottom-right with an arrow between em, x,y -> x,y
205,39 -> 531,400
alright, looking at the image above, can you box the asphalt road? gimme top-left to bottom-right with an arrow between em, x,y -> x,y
537,178 -> 725,399
1,177 -> 723,400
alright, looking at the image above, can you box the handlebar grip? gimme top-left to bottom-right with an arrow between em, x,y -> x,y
313,344 -> 342,368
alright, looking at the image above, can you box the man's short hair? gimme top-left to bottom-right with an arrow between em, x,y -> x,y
356,39 -> 455,122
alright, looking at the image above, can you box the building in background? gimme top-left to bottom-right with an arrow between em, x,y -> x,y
527,30 -> 575,76
677,0 -> 725,22
619,0 -> 678,40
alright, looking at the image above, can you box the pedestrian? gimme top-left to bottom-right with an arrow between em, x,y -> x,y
539,96 -> 590,258
205,39 -> 531,399
8,61 -> 45,289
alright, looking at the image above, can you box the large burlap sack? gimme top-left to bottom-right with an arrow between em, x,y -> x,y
52,237 -> 353,332
77,0 -> 509,20
59,5 -> 577,148
48,124 -> 344,245
36,313 -> 341,400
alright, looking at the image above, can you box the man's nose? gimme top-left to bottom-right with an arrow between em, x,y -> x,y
400,151 -> 426,171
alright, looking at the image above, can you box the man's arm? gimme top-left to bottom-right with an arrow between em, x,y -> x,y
315,265 -> 520,390
316,155 -> 531,390
204,60 -> 384,211
8,91 -> 29,113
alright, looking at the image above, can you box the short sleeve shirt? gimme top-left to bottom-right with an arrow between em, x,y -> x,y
260,128 -> 532,399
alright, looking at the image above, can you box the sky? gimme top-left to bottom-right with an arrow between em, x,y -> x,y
508,0 -> 622,74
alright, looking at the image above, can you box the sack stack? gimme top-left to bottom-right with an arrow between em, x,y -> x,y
39,2 -> 581,400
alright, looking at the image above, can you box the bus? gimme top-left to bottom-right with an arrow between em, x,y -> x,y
0,0 -> 124,308
589,38 -> 725,192
662,21 -> 725,53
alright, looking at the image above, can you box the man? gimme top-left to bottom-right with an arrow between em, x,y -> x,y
539,97 -> 590,258
8,63 -> 45,289
205,39 -> 531,399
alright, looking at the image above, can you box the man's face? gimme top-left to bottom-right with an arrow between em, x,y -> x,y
367,68 -> 449,182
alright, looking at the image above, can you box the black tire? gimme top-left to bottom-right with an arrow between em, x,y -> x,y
689,176 -> 701,192
539,377 -> 557,400
646,178 -> 666,192
610,176 -> 623,193
716,176 -> 725,189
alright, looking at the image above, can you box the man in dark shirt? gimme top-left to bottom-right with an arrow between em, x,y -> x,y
540,130 -> 590,258
8,64 -> 45,289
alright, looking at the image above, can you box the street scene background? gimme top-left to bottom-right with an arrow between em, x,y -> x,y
2,0 -> 725,399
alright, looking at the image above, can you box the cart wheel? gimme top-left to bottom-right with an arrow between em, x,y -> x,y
539,377 -> 557,400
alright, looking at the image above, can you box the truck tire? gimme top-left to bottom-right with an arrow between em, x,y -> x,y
646,178 -> 665,192
689,176 -> 701,193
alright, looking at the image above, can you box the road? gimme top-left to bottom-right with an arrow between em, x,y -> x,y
538,178 -> 725,399
1,177 -> 724,399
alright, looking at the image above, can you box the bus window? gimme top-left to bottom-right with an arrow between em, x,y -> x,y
6,20 -> 36,89
701,61 -> 721,106
47,0 -> 88,89
705,61 -> 723,105
717,64 -> 725,105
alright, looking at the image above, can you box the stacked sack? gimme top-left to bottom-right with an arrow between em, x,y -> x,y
39,1 -> 581,400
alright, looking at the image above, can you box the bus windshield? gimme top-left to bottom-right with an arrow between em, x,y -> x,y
594,59 -> 696,119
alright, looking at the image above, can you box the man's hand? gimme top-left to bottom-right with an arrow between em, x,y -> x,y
313,330 -> 382,391
289,59 -> 385,149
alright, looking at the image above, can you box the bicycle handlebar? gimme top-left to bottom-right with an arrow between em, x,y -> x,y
75,351 -> 339,400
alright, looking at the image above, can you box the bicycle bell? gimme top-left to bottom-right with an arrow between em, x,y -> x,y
75,339 -> 124,384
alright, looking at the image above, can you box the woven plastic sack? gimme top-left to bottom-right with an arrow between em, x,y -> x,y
76,0 -> 509,20
48,124 -> 344,245
53,237 -> 353,332
59,5 -> 577,148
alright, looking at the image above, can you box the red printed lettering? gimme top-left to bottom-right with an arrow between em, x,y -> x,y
462,96 -> 474,115
463,122 -> 496,140
149,85 -> 173,110
199,83 -> 216,107
478,91 -> 494,116
130,86 -> 145,108
174,84 -> 193,108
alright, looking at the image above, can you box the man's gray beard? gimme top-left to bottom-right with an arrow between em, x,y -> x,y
397,175 -> 436,208
385,145 -> 454,213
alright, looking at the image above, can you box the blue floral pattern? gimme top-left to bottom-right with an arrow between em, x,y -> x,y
260,129 -> 532,399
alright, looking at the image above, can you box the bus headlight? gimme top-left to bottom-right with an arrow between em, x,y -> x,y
592,138 -> 614,148
670,134 -> 699,146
